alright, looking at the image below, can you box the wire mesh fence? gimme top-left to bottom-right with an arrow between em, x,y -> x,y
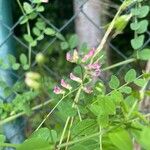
0,0 -> 150,144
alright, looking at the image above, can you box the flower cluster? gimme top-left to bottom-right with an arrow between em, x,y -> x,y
53,48 -> 101,94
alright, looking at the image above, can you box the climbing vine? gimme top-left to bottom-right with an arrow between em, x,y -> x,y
0,0 -> 150,150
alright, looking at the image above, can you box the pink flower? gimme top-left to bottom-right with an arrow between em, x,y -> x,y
82,48 -> 95,62
92,69 -> 101,77
66,52 -> 72,62
41,0 -> 49,3
66,50 -> 79,63
53,86 -> 65,94
87,63 -> 101,70
61,79 -> 72,90
83,86 -> 93,94
70,73 -> 82,83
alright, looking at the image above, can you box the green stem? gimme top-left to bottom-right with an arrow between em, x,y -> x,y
0,143 -> 18,148
0,87 -> 79,126
16,0 -> 32,67
35,87 -> 80,131
99,126 -> 103,150
57,124 -> 121,149
102,58 -> 136,71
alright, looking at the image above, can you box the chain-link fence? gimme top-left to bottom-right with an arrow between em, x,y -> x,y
0,0 -> 150,144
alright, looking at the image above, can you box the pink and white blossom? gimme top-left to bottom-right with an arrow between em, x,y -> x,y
53,86 -> 65,94
61,79 -> 72,90
66,50 -> 79,63
83,86 -> 93,94
87,63 -> 101,70
82,48 -> 95,62
70,73 -> 82,83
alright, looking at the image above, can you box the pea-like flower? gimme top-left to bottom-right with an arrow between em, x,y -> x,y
66,50 -> 79,63
70,73 -> 82,83
87,63 -> 101,70
53,86 -> 65,94
82,48 -> 95,62
83,86 -> 93,94
61,79 -> 72,90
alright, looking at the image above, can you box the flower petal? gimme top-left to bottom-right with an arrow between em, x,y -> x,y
61,79 -> 72,90
53,86 -> 65,94
83,86 -> 93,94
82,48 -> 95,62
70,73 -> 82,83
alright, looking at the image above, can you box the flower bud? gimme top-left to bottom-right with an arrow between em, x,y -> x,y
36,53 -> 45,65
53,86 -> 65,94
70,73 -> 82,83
83,86 -> 93,94
66,50 -> 79,63
25,78 -> 41,90
26,72 -> 41,80
82,48 -> 95,62
61,79 -> 72,90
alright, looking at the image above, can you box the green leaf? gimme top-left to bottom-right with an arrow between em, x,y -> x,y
69,34 -> 78,49
44,28 -> 55,36
130,22 -> 140,30
137,20 -> 149,34
8,54 -> 16,65
20,16 -> 29,24
119,86 -> 132,94
57,101 -> 76,120
134,79 -> 147,87
109,129 -> 133,150
60,42 -> 69,50
137,48 -> 150,60
97,114 -> 109,127
37,34 -> 44,41
33,0 -> 41,3
12,63 -> 20,70
36,20 -> 46,30
0,134 -> 5,143
56,32 -> 65,41
131,35 -> 145,50
138,6 -> 150,18
23,2 -> 33,14
90,96 -> 116,116
140,127 -> 150,150
23,64 -> 30,70
28,12 -> 38,20
71,119 -> 96,136
109,75 -> 120,89
23,34 -> 34,43
124,69 -> 136,83
16,138 -> 53,150
31,128 -> 57,144
20,54 -> 28,65
33,27 -> 41,36
36,6 -> 44,12
31,40 -> 37,47
110,90 -> 124,104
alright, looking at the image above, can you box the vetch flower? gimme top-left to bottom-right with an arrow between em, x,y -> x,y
25,78 -> 40,90
82,48 -> 95,62
92,69 -> 101,77
61,79 -> 72,90
83,86 -> 93,94
87,63 -> 101,70
66,50 -> 79,63
53,86 -> 65,95
70,73 -> 82,83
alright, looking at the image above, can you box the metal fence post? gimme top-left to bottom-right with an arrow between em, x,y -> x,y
0,0 -> 25,146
